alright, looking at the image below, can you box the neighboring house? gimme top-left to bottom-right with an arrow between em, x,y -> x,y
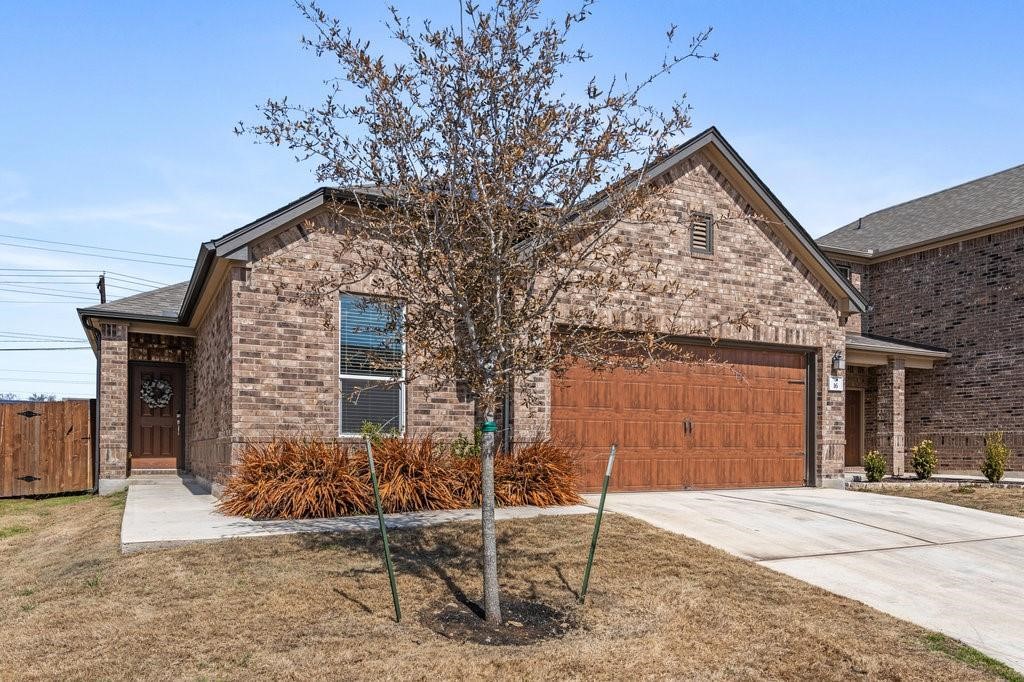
80,128 -> 880,495
818,164 -> 1024,474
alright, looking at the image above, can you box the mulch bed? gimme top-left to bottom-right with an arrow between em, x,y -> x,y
421,597 -> 578,646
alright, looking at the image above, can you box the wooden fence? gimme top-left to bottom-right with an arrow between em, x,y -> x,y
0,400 -> 94,498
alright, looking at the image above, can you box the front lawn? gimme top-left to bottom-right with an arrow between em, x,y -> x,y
862,485 -> 1024,519
0,493 -> 1009,680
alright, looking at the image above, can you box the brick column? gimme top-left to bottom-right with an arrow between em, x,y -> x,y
98,322 -> 129,490
876,358 -> 906,476
819,340 -> 847,486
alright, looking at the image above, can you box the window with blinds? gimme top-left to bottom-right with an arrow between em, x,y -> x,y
690,212 -> 714,255
339,293 -> 404,434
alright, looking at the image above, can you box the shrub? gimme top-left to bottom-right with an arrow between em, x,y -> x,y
910,439 -> 938,480
217,439 -> 372,519
218,435 -> 583,519
981,432 -> 1009,483
863,450 -> 886,482
492,441 -> 582,507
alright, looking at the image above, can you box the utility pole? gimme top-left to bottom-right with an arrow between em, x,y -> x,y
97,273 -> 106,303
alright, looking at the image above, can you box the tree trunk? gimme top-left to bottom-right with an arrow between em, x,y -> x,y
480,406 -> 502,625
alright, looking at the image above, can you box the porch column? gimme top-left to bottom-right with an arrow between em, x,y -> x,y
876,358 -> 906,476
98,322 -> 129,491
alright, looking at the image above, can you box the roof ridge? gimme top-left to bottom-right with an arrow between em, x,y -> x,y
852,162 -> 1024,224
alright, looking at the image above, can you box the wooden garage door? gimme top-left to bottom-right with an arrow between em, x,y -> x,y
551,345 -> 808,492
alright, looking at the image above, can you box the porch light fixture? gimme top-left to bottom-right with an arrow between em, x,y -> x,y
832,351 -> 845,372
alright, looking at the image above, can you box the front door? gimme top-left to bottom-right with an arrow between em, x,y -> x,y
129,363 -> 184,471
844,390 -> 863,467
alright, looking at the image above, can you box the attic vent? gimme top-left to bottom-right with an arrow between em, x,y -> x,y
690,212 -> 714,255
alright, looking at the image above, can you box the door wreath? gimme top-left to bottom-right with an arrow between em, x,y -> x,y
140,377 -> 173,409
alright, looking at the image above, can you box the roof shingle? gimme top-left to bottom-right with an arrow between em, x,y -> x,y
78,281 -> 188,321
818,163 -> 1024,255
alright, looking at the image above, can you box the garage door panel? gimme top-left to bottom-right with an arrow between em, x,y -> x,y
552,344 -> 808,492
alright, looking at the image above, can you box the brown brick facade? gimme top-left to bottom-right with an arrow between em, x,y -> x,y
842,224 -> 1024,471
98,322 -> 129,480
514,151 -> 849,483
232,222 -> 475,455
188,277 -> 234,487
93,150 -> 855,490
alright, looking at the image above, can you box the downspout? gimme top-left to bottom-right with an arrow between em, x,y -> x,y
84,318 -> 102,494
502,390 -> 512,453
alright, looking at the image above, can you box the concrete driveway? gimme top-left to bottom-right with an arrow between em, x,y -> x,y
596,487 -> 1024,672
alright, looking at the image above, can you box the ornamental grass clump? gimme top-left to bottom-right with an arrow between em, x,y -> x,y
217,439 -> 372,519
981,431 -> 1009,483
492,442 -> 582,508
218,435 -> 582,519
910,439 -> 938,480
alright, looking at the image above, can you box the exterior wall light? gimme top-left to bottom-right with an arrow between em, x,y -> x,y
832,351 -> 845,372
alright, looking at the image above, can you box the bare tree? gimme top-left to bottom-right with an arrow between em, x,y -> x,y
239,0 -> 741,625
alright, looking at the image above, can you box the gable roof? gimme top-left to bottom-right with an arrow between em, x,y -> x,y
818,163 -> 1024,256
616,127 -> 867,312
79,127 -> 866,332
78,282 -> 189,323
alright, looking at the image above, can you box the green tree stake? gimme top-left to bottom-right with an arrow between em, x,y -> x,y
365,436 -> 401,623
579,444 -> 616,605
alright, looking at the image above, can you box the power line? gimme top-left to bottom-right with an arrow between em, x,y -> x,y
0,368 -> 94,376
0,241 -> 193,268
107,271 -> 171,286
0,279 -> 148,294
0,281 -> 147,293
0,331 -> 86,340
0,376 -> 94,384
103,284 -> 148,294
0,339 -> 86,344
0,286 -> 97,301
0,346 -> 92,351
0,273 -> 97,278
0,232 -> 193,261
0,268 -> 172,287
0,284 -> 96,299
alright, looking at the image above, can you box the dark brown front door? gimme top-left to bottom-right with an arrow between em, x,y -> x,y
129,363 -> 184,471
844,390 -> 863,467
551,344 -> 808,492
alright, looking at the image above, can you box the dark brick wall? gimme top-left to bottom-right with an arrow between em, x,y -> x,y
862,224 -> 1024,471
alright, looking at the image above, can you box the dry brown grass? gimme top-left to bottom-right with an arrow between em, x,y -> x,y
218,437 -> 582,519
0,494 -> 1007,681
863,484 -> 1024,518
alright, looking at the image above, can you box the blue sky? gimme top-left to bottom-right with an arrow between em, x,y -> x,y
1,0 -> 1022,398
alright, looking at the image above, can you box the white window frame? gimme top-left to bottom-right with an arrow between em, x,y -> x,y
338,294 -> 406,437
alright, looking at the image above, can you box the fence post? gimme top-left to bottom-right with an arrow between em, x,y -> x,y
579,443 -> 616,604
365,436 -> 401,623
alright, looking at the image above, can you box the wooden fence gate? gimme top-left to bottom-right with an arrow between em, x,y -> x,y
0,400 -> 95,498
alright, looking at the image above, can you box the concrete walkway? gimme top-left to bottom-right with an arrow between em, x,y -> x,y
121,476 -> 594,554
594,487 -> 1024,673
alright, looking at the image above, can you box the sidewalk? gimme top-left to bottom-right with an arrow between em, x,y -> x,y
120,476 -> 594,554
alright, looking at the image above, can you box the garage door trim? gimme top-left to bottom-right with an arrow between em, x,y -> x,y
550,339 -> 817,491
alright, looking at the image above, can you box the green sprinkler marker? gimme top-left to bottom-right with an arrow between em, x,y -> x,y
365,435 -> 401,623
579,443 -> 616,604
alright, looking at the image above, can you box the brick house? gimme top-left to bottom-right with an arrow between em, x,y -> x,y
81,128 -> 876,495
818,163 -> 1024,474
